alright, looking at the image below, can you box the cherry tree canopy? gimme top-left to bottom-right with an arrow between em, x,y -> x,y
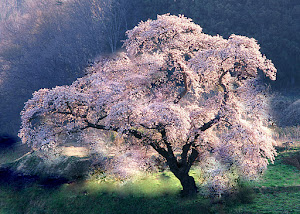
19,14 -> 277,196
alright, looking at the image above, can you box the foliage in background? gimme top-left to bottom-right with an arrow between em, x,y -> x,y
134,0 -> 300,89
0,0 -> 128,136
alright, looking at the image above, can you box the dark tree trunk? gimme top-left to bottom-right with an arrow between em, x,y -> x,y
176,172 -> 198,197
147,125 -> 199,197
164,156 -> 198,197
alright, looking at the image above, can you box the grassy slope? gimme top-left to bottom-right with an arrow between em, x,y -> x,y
229,149 -> 300,214
0,149 -> 299,214
0,171 -> 210,214
0,142 -> 31,165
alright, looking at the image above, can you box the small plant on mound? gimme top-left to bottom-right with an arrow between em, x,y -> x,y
8,152 -> 92,182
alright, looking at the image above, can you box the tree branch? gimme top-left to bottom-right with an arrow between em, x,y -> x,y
85,121 -> 119,132
218,68 -> 229,103
174,72 -> 191,104
157,124 -> 176,158
149,141 -> 168,158
180,142 -> 193,166
194,68 -> 229,134
187,148 -> 199,171
199,114 -> 221,132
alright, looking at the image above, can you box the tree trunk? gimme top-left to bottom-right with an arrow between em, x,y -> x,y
148,135 -> 199,197
172,171 -> 198,197
166,158 -> 198,197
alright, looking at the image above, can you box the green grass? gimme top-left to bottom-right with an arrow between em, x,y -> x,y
0,174 -> 210,214
0,149 -> 299,214
228,150 -> 300,214
231,191 -> 300,214
0,142 -> 30,165
257,159 -> 300,187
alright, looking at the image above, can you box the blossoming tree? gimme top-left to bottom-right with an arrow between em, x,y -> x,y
19,14 -> 277,196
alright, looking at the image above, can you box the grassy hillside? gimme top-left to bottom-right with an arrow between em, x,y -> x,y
0,144 -> 299,214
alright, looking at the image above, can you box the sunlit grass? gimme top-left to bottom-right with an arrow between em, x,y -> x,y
0,173 -> 210,214
228,149 -> 300,214
85,171 -> 182,197
1,156 -> 298,214
257,161 -> 300,187
1,145 -> 299,214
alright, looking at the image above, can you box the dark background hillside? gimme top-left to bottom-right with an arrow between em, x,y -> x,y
133,0 -> 300,89
0,0 -> 299,137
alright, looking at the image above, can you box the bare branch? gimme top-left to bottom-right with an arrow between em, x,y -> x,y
180,142 -> 193,165
174,72 -> 191,104
187,148 -> 199,170
218,69 -> 229,103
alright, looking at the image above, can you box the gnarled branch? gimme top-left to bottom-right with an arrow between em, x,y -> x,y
174,72 -> 191,104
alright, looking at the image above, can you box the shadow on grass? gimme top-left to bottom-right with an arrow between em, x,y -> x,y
2,168 -> 299,214
0,181 -> 212,214
2,148 -> 299,214
0,166 -> 213,214
0,166 -> 70,190
254,185 -> 300,194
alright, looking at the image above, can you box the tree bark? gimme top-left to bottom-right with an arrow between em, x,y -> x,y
148,126 -> 199,197
151,143 -> 198,197
177,172 -> 198,197
167,159 -> 198,197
